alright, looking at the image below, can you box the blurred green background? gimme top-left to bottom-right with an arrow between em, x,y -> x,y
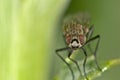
0,0 -> 120,80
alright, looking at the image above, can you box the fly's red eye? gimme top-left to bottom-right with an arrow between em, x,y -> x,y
65,35 -> 71,45
79,35 -> 85,45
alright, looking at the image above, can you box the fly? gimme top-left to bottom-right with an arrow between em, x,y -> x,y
55,13 -> 101,80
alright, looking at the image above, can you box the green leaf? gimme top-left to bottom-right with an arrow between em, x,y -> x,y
53,55 -> 120,80
0,0 -> 70,80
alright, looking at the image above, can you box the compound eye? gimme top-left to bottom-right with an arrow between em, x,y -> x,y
79,35 -> 86,45
65,35 -> 71,45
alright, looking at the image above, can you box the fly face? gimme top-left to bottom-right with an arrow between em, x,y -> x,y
63,21 -> 89,50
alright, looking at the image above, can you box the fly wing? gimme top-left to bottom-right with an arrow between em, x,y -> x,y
63,12 -> 91,26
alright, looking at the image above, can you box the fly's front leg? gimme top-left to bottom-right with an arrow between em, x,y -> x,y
68,50 -> 83,78
55,47 -> 75,80
81,47 -> 89,80
86,25 -> 94,53
85,35 -> 102,71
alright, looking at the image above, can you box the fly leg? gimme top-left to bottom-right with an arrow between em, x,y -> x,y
56,47 -> 75,80
68,50 -> 83,79
85,35 -> 102,71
